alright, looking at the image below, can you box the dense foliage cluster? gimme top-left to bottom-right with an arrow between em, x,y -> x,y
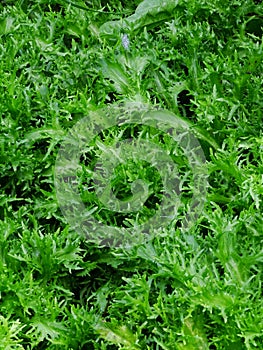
0,0 -> 262,349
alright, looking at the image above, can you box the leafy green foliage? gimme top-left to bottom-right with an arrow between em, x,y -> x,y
0,0 -> 262,349
99,0 -> 179,37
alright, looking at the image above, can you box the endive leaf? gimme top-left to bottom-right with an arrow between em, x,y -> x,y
101,59 -> 132,94
94,321 -> 140,349
100,0 -> 179,37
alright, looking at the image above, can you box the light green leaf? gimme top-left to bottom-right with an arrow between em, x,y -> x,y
100,0 -> 179,37
101,59 -> 132,94
94,321 -> 140,349
29,318 -> 67,341
0,17 -> 15,35
176,315 -> 209,350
